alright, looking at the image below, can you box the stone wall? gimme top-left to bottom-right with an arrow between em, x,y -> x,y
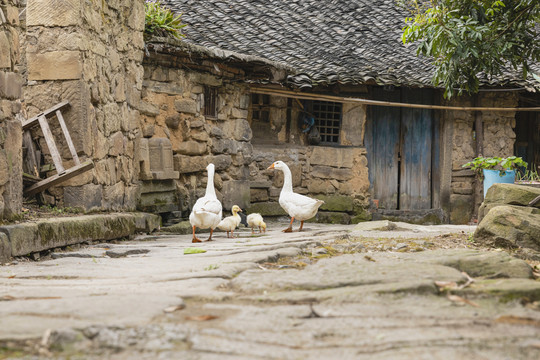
142,59 -> 254,215
142,52 -> 371,223
23,0 -> 144,211
249,144 -> 370,224
448,92 -> 518,224
0,0 -> 23,220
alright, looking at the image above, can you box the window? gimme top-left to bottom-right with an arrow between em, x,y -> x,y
313,101 -> 342,144
204,86 -> 217,118
251,93 -> 270,122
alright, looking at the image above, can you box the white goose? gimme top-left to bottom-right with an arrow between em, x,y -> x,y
267,161 -> 324,232
189,163 -> 222,243
217,205 -> 242,238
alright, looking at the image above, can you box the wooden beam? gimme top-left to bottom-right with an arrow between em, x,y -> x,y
56,110 -> 80,165
24,160 -> 94,197
529,195 -> 540,207
22,101 -> 70,130
250,86 -> 540,112
22,131 -> 40,177
37,115 -> 65,174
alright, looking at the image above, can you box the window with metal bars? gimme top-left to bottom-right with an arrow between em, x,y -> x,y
251,93 -> 270,122
204,86 -> 217,118
312,101 -> 342,144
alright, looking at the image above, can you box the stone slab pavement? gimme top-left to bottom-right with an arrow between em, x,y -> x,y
1,221 -> 540,359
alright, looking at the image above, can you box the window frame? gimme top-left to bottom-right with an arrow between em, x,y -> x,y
311,100 -> 342,145
203,86 -> 218,119
251,93 -> 271,123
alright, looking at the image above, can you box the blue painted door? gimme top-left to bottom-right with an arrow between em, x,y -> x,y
367,88 -> 434,210
400,89 -> 433,210
365,88 -> 400,210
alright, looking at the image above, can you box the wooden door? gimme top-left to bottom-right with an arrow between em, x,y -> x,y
400,89 -> 433,210
366,88 -> 401,210
367,88 -> 434,210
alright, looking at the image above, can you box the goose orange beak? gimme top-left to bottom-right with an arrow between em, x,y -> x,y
267,163 -> 275,170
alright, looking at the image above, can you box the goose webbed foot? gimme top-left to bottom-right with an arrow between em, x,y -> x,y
206,229 -> 215,241
283,217 -> 294,233
192,226 -> 202,243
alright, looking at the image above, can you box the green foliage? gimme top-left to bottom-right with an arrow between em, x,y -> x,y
145,0 -> 186,40
462,156 -> 528,176
516,164 -> 540,182
400,0 -> 540,98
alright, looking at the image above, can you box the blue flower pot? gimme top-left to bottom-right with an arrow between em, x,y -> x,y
483,169 -> 515,197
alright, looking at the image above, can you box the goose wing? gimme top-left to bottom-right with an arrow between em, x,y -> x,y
193,196 -> 222,216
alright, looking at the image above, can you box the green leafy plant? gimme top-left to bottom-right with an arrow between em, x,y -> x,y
145,0 -> 186,40
462,156 -> 528,177
516,164 -> 540,183
400,0 -> 540,98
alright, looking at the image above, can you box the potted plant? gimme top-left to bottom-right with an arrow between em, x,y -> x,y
462,156 -> 528,197
515,164 -> 540,188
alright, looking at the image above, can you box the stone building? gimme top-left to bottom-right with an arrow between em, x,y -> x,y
0,0 -> 23,220
143,0 -> 539,224
3,0 -> 539,225
21,0 -> 145,211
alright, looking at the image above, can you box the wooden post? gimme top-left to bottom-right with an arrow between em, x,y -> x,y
56,110 -> 80,165
37,115 -> 65,175
475,97 -> 483,157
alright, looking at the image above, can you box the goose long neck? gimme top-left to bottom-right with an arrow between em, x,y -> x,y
281,165 -> 293,193
206,167 -> 216,197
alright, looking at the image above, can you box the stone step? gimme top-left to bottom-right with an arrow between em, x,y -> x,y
0,212 -> 160,263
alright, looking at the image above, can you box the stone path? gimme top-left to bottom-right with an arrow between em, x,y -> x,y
1,221 -> 540,359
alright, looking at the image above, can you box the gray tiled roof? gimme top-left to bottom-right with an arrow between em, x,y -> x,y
161,0 -> 539,90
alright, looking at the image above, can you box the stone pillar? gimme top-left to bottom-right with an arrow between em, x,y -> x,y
0,0 -> 23,220
24,0 -> 145,211
447,92 -> 518,224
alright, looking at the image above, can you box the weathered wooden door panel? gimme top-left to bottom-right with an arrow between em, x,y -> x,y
366,88 -> 401,210
367,88 -> 435,211
400,89 -> 433,210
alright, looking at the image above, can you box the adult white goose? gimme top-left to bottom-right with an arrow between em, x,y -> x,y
267,161 -> 324,232
189,163 -> 222,243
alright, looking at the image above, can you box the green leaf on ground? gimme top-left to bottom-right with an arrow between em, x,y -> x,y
184,247 -> 207,255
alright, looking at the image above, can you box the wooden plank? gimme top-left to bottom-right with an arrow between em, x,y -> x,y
400,88 -> 433,210
366,87 -> 400,210
529,195 -> 540,207
37,115 -> 65,174
24,160 -> 94,197
22,101 -> 70,130
55,110 -> 80,165
250,86 -> 540,112
23,173 -> 42,184
22,131 -> 40,177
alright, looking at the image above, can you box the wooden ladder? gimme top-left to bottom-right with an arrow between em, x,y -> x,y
22,101 -> 94,197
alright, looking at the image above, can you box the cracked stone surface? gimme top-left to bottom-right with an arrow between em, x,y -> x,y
1,221 -> 540,359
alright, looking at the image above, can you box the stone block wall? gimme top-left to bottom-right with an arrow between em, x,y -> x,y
249,145 -> 370,224
0,0 -> 23,220
142,61 -> 254,214
142,55 -> 371,222
447,92 -> 518,224
23,0 -> 145,211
